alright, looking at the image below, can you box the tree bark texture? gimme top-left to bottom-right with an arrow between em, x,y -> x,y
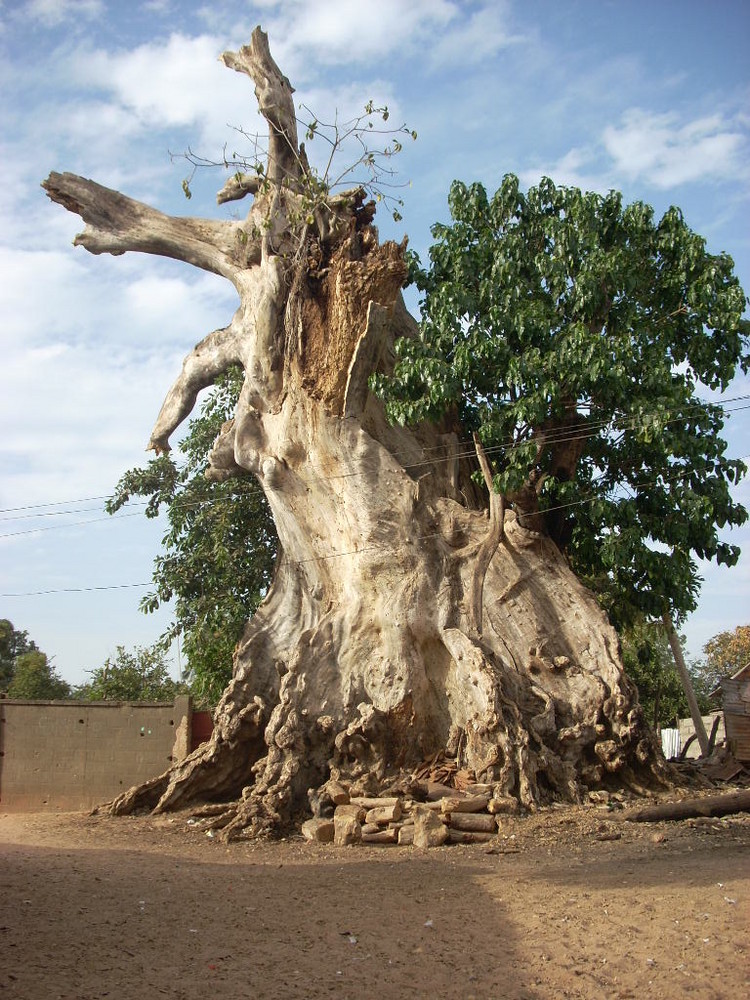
43,28 -> 666,837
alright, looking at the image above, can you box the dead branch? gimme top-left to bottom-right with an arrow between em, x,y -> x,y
624,790 -> 750,823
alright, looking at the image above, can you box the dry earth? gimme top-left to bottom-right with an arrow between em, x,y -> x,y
1,794 -> 748,1000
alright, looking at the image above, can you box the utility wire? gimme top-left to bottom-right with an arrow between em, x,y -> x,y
2,391 -> 748,519
4,454 -> 749,595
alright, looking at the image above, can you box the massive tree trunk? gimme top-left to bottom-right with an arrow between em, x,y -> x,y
44,29 -> 665,838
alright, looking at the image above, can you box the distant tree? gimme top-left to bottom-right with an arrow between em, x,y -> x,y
7,650 -> 71,700
619,620 -> 713,727
691,624 -> 750,699
0,618 -> 38,691
107,366 -> 276,706
76,644 -> 186,702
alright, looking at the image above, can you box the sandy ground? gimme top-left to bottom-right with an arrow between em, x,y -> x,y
0,798 -> 748,1000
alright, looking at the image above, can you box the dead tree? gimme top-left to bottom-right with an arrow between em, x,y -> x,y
43,29 -> 665,838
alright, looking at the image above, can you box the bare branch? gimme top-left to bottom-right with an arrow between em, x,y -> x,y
470,433 -> 506,636
42,172 -> 247,279
148,317 -> 245,454
221,27 -> 301,188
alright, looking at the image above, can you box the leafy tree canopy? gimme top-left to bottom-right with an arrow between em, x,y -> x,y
0,618 -> 39,691
618,619 -> 712,727
692,623 -> 750,695
375,175 -> 749,628
107,367 -> 277,706
7,650 -> 71,700
75,644 -> 185,702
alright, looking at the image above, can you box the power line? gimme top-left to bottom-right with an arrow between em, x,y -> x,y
1,582 -> 150,598
2,392 -> 748,519
0,511 -> 144,540
3,394 -> 749,532
4,453 -> 748,593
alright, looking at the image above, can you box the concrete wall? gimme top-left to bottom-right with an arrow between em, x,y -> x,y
677,711 -> 725,759
0,696 -> 192,812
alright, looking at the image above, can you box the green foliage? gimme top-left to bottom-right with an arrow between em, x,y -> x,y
75,644 -> 185,702
179,100 -> 417,224
0,618 -> 38,691
375,174 -> 749,626
618,619 -> 710,727
7,650 -> 71,700
107,367 -> 277,706
691,623 -> 750,696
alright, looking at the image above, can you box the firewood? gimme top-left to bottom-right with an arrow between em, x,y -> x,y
362,828 -> 398,844
349,796 -> 400,808
446,812 -> 498,833
365,803 -> 402,825
334,803 -> 366,823
448,829 -> 497,844
439,795 -> 490,814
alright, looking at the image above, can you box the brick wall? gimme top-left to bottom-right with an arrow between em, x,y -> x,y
0,695 -> 193,812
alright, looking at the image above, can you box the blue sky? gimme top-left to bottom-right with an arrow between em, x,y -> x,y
1,0 -> 748,686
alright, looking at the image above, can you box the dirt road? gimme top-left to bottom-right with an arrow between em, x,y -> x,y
1,800 -> 747,999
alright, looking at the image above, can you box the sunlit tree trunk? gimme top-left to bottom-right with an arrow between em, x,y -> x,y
44,28 -> 665,837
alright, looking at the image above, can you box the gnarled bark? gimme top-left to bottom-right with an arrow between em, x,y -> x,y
44,27 -> 667,839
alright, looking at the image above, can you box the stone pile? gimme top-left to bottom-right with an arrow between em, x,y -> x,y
301,780 -> 520,847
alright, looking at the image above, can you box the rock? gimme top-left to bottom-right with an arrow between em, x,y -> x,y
334,814 -> 362,846
446,812 -> 497,833
413,805 -> 450,848
488,796 -> 519,815
365,802 -> 402,825
301,818 -> 335,843
439,795 -> 489,814
361,822 -> 381,835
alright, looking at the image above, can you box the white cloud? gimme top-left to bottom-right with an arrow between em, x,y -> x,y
428,0 -> 523,66
78,33 -> 234,126
69,32 -> 264,157
267,0 -> 454,64
25,0 -> 102,26
519,147 -> 612,195
244,0 -> 519,73
603,109 -> 748,188
523,106 -> 750,198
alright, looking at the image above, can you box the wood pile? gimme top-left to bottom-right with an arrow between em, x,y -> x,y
301,779 -> 520,848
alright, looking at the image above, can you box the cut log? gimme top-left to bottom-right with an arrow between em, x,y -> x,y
350,796 -> 400,808
301,818 -> 335,843
366,803 -> 402,825
445,812 -> 498,833
398,824 -> 415,845
439,795 -> 490,814
624,790 -> 750,823
488,796 -> 520,815
413,805 -> 450,848
334,814 -> 362,845
362,829 -> 398,844
448,829 -> 497,844
334,803 -> 366,823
